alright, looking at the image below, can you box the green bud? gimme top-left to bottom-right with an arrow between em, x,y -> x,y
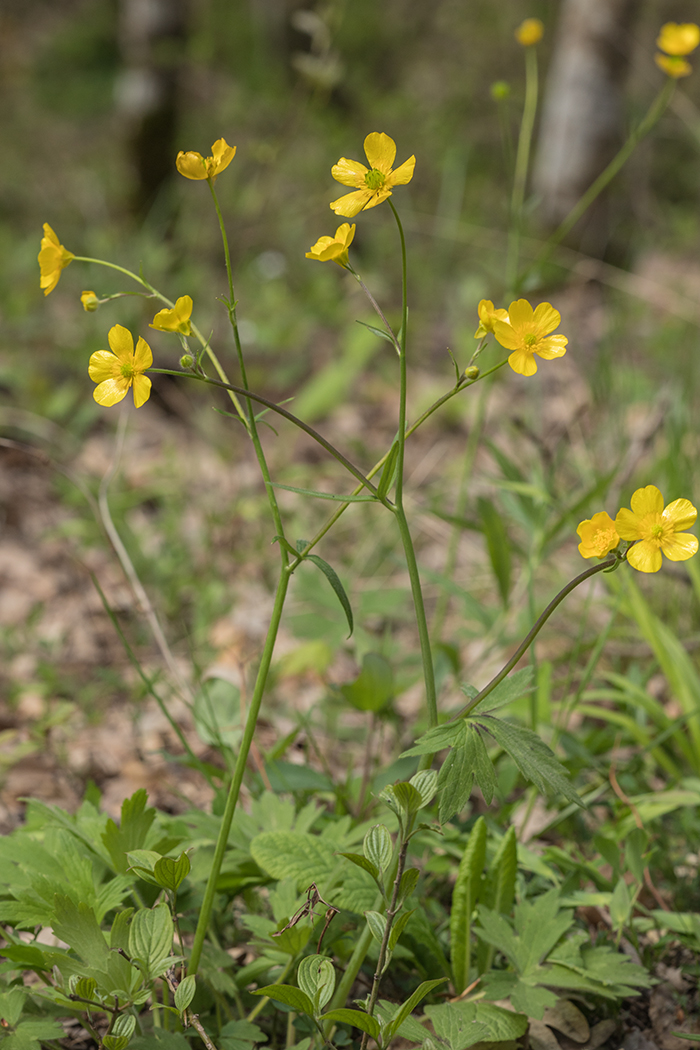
490,80 -> 511,101
464,365 -> 480,380
180,354 -> 194,369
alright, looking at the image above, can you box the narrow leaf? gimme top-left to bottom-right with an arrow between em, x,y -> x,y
253,985 -> 314,1017
271,483 -> 376,503
320,1009 -> 381,1041
377,441 -> 400,500
478,497 -> 511,605
450,816 -> 487,994
306,554 -> 354,637
338,852 -> 379,880
385,978 -> 448,1041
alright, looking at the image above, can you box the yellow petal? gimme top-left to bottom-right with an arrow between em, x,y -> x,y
176,151 -> 208,180
133,336 -> 153,371
108,324 -> 134,360
331,157 -> 368,187
306,236 -> 336,259
655,53 -> 692,77
93,377 -> 130,407
506,298 -> 535,331
536,335 -> 568,359
42,223 -> 60,247
335,223 -> 356,247
174,295 -> 193,319
614,507 -> 641,541
388,155 -> 416,186
88,350 -> 120,383
657,22 -> 700,56
661,532 -> 698,561
630,485 -> 664,517
40,269 -> 60,296
493,318 -> 522,350
663,497 -> 698,532
532,301 -> 561,334
132,374 -> 152,409
508,349 -> 537,376
210,139 -> 236,174
330,189 -> 373,217
363,132 -> 396,173
627,540 -> 663,573
361,187 -> 392,210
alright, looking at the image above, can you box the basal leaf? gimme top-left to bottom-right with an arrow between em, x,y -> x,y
450,816 -> 486,994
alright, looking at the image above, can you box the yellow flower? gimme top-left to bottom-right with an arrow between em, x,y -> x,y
656,22 -> 700,56
577,512 -> 620,559
474,299 -> 509,338
81,290 -> 100,312
515,18 -> 544,46
88,324 -> 153,408
38,223 -> 74,296
615,485 -> 698,573
655,53 -> 693,78
150,295 -> 193,335
492,299 -> 568,376
306,223 -> 356,266
330,132 -> 415,218
176,138 -> 236,181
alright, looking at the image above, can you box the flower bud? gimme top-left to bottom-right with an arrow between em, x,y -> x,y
515,18 -> 544,46
81,290 -> 99,312
180,354 -> 194,369
490,81 -> 511,100
464,366 -> 480,380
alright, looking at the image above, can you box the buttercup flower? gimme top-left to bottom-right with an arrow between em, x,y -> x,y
88,324 -> 153,408
656,22 -> 700,56
492,299 -> 568,376
655,53 -> 693,78
38,223 -> 74,296
615,485 -> 698,573
176,139 -> 236,181
474,299 -> 509,338
330,133 -> 415,217
81,290 -> 100,312
150,295 -> 193,335
515,18 -> 544,46
577,512 -> 620,560
306,223 -> 356,266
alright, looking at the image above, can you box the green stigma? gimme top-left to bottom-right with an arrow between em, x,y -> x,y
651,523 -> 664,539
364,168 -> 386,191
524,333 -> 537,347
120,362 -> 136,379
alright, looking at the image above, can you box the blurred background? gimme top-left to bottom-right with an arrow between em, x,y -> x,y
1,0 -> 700,822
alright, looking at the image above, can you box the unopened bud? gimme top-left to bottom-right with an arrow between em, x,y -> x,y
490,80 -> 511,100
80,290 -> 99,312
464,366 -> 480,380
180,354 -> 194,369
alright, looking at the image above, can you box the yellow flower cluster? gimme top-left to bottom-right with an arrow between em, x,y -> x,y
175,138 -> 236,181
577,486 -> 698,573
655,22 -> 700,78
474,298 -> 568,376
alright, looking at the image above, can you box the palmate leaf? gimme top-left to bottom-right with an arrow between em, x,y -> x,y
473,715 -> 582,807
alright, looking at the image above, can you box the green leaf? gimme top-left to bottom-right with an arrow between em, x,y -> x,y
450,816 -> 487,994
384,978 -> 447,1041
250,831 -> 336,889
474,667 -> 535,714
340,653 -> 393,712
364,824 -> 392,874
320,1009 -> 382,1041
3,1020 -> 65,1050
297,955 -> 335,1013
154,852 -> 191,893
306,554 -> 354,638
174,975 -> 196,1014
355,318 -> 397,346
128,903 -> 173,978
609,878 -> 632,929
389,908 -> 414,951
51,896 -> 111,970
338,852 -> 379,880
126,850 -> 164,885
624,828 -> 649,885
401,720 -> 464,758
72,976 -> 97,1001
377,441 -> 400,500
478,497 -> 511,605
469,728 -> 496,805
365,910 -> 387,945
253,984 -> 314,1017
476,715 -> 582,805
219,1020 -> 268,1050
0,989 -> 27,1027
397,867 -> 420,907
478,826 -> 517,974
102,790 -> 156,874
103,1015 -> 136,1050
271,483 -> 376,503
423,1001 -> 490,1050
410,769 -> 438,808
438,742 -> 473,824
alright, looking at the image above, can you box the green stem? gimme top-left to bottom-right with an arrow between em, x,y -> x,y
455,554 -> 622,719
388,201 -> 438,734
188,567 -> 290,976
506,44 -> 538,294
520,78 -> 676,286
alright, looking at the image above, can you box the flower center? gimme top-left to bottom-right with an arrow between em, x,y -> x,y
640,513 -> 670,548
593,528 -> 617,555
120,362 -> 136,379
524,333 -> 537,347
364,168 -> 386,191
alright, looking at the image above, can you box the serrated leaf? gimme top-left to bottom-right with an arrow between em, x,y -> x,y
102,790 -> 156,874
468,727 -> 496,805
0,989 -> 27,1027
253,984 -> 314,1017
384,978 -> 447,1041
154,853 -> 190,893
306,554 -> 354,637
338,852 -> 379,880
320,1009 -> 381,1041
476,715 -> 581,805
401,720 -> 465,758
438,744 -> 473,824
364,825 -> 392,874
250,831 -> 336,888
475,667 -> 535,715
174,975 -> 196,1014
340,653 -> 393,712
51,896 -> 111,970
450,816 -> 487,994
